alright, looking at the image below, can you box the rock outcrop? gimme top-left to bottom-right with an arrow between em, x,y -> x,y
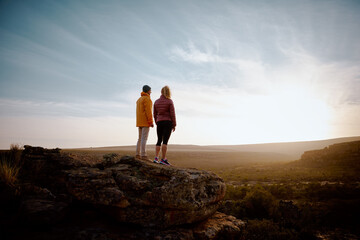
65,155 -> 226,227
1,146 -> 244,239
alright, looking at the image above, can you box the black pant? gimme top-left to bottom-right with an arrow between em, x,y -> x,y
156,121 -> 172,146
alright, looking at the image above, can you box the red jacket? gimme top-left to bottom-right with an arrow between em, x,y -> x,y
153,95 -> 176,127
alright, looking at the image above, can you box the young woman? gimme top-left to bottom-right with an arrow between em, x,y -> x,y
153,86 -> 176,165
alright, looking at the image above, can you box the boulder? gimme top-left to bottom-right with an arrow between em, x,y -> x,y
13,146 -> 244,239
20,145 -> 81,194
65,156 -> 226,228
193,212 -> 246,239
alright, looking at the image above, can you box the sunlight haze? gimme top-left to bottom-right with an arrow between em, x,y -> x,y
0,0 -> 359,148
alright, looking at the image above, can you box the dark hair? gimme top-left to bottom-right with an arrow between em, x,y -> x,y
143,85 -> 151,93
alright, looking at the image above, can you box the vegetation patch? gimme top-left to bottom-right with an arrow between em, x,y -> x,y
0,144 -> 23,187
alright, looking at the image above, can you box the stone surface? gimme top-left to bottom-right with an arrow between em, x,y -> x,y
64,155 -> 226,227
7,146 -> 243,239
20,145 -> 82,194
193,212 -> 246,240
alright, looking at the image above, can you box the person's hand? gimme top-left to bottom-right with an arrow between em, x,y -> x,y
172,127 -> 176,132
150,123 -> 154,128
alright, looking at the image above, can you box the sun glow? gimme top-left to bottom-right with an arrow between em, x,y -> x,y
169,83 -> 333,145
234,85 -> 332,143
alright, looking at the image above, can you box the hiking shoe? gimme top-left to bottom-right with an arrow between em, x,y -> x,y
153,157 -> 159,163
135,155 -> 141,159
160,159 -> 171,166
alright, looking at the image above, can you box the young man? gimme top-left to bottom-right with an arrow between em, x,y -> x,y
135,85 -> 154,161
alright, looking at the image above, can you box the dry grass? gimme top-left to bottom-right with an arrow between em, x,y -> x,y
0,158 -> 20,187
0,144 -> 23,187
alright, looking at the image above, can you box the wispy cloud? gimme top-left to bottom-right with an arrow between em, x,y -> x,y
170,38 -> 360,104
170,42 -> 221,64
0,98 -> 132,118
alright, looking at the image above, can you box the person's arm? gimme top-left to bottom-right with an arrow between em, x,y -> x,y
144,98 -> 154,127
153,102 -> 157,124
170,100 -> 176,130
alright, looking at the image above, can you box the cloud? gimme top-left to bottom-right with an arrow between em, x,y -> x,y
166,40 -> 360,145
170,42 -> 220,64
169,41 -> 270,92
0,98 -> 132,118
1,0 -> 359,147
170,37 -> 360,103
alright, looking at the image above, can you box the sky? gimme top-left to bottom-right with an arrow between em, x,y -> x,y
0,0 -> 359,149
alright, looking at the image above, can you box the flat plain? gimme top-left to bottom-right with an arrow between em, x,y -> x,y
63,136 -> 360,171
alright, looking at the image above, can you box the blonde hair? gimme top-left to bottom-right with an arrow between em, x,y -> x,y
161,86 -> 171,99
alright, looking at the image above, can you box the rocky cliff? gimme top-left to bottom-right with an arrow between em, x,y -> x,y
1,146 -> 245,240
299,140 -> 360,168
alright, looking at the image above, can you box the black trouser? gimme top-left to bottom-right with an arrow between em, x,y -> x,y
156,120 -> 173,146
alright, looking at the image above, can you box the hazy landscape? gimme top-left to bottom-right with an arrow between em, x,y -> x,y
59,136 -> 360,239
1,0 -> 360,239
1,137 -> 360,239
64,136 -> 360,169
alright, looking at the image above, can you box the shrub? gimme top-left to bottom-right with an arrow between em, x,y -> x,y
9,143 -> 23,166
0,158 -> 20,187
225,184 -> 249,200
268,184 -> 294,199
0,144 -> 23,187
243,219 -> 302,240
243,185 -> 276,219
219,200 -> 247,219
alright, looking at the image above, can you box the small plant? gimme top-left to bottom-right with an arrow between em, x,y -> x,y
225,184 -> 249,200
0,144 -> 23,187
243,185 -> 276,219
10,143 -> 23,165
0,158 -> 20,187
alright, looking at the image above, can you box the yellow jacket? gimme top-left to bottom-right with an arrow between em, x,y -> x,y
136,92 -> 153,127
